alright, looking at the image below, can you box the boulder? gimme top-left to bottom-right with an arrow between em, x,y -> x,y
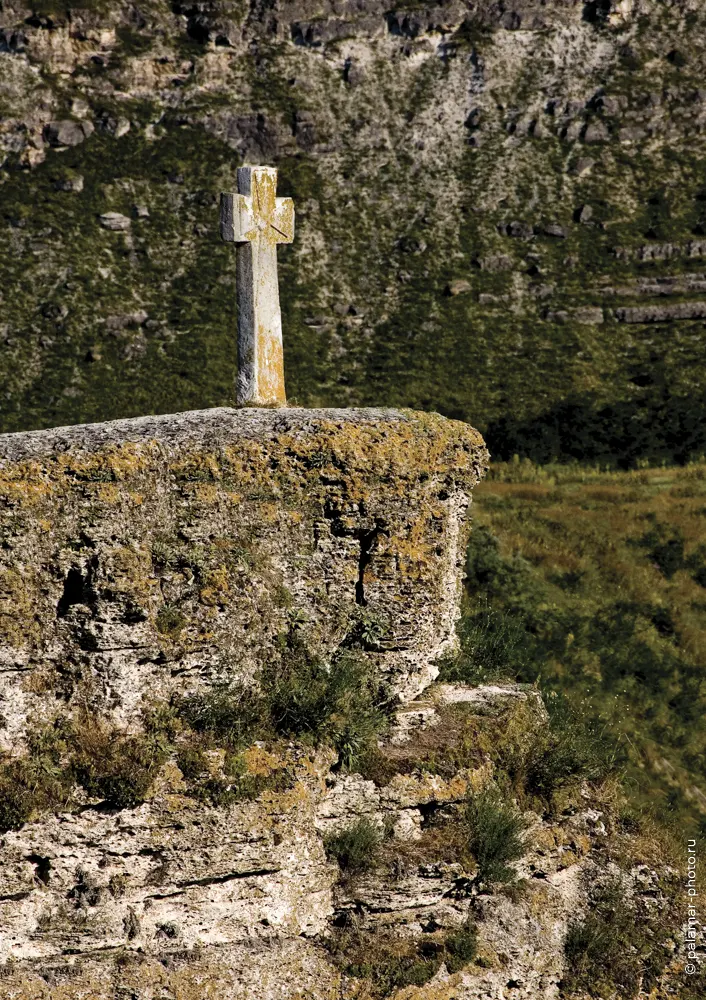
44,120 -> 94,147
99,212 -> 132,231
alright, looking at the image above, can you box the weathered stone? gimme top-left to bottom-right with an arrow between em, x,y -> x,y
0,748 -> 335,963
476,254 -> 514,272
583,120 -> 609,142
615,301 -> 706,323
43,120 -> 94,147
573,306 -> 604,324
541,223 -> 566,238
619,125 -> 647,142
570,156 -> 596,176
99,212 -> 132,231
446,278 -> 472,295
499,220 -> 533,239
0,407 -> 488,739
220,167 -> 295,406
54,172 -> 84,193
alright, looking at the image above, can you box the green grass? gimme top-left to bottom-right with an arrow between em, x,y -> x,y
563,873 -> 680,998
465,788 -> 528,885
443,459 -> 706,834
324,818 -> 382,873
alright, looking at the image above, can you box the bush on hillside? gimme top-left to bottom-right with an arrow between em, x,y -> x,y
505,692 -> 621,801
466,788 -> 527,885
324,817 -> 382,872
563,873 -> 678,998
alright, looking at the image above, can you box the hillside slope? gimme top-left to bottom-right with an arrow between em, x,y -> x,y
449,458 -> 706,835
1,0 -> 705,463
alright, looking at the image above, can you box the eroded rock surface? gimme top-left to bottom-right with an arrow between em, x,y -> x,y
0,406 -> 487,746
0,409 -> 685,998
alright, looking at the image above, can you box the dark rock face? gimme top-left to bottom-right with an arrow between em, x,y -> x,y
0,0 -> 705,465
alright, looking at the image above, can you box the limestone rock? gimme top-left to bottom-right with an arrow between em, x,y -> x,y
615,301 -> 706,322
43,120 -> 94,147
99,212 -> 132,231
0,407 -> 488,743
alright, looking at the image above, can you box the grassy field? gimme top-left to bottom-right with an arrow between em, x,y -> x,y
448,458 -> 706,835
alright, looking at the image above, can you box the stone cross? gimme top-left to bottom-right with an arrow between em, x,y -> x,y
220,166 -> 295,406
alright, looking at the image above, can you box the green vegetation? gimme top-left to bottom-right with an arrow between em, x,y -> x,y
563,873 -> 679,998
0,714 -> 167,830
465,788 -> 528,885
324,818 -> 382,873
328,920 -> 479,997
0,632 -> 390,832
2,4 -> 706,470
502,692 -> 621,802
180,635 -> 388,767
441,459 -> 706,834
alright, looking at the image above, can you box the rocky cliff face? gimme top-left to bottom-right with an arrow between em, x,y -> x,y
0,407 -> 686,999
0,1 -> 705,464
0,407 -> 486,740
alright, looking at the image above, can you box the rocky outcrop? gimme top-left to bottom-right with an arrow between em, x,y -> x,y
0,677 -> 679,1000
0,407 -> 487,745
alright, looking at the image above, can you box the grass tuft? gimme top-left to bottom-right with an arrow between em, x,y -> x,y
466,787 -> 527,885
324,817 -> 382,873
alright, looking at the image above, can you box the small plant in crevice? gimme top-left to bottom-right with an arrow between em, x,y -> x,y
465,787 -> 528,886
155,602 -> 187,638
0,713 -> 166,831
70,717 -> 167,810
342,605 -> 391,651
443,919 -> 479,972
0,717 -> 75,831
324,817 -> 383,874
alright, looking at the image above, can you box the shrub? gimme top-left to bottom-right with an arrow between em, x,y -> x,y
324,818 -> 382,873
177,682 -> 267,750
328,921 -> 479,996
155,603 -> 186,637
0,761 -> 47,832
71,722 -> 165,809
444,920 -> 478,972
464,527 -> 530,598
264,638 -> 388,769
466,788 -> 527,885
177,638 -> 388,770
502,693 -> 621,802
563,874 -> 677,998
329,928 -> 441,996
0,720 -> 73,832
